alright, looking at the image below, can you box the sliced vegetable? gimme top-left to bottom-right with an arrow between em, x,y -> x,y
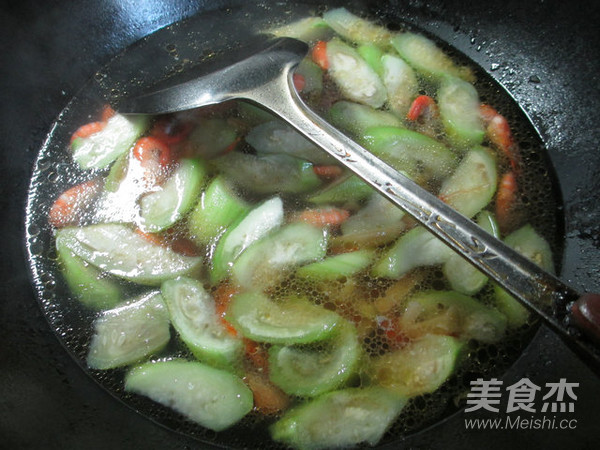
161,277 -> 242,370
295,249 -> 374,281
328,100 -> 402,137
87,291 -> 170,369
231,222 -> 328,290
494,224 -> 555,327
381,53 -> 419,116
308,174 -> 373,204
226,291 -> 340,345
357,43 -> 384,75
372,226 -> 452,279
439,145 -> 497,218
212,152 -> 321,195
323,7 -> 392,47
443,210 -> 500,295
124,359 -> 253,431
72,113 -> 149,170
245,120 -> 334,165
438,76 -> 485,148
325,38 -> 387,108
211,196 -> 284,284
187,175 -> 249,245
271,387 -> 407,449
361,126 -> 457,180
268,319 -> 360,397
184,118 -> 239,159
295,58 -> 324,95
57,224 -> 202,286
269,16 -> 332,43
391,32 -> 473,81
140,158 -> 207,233
369,334 -> 464,397
56,236 -> 121,310
399,290 -> 507,343
338,193 -> 407,246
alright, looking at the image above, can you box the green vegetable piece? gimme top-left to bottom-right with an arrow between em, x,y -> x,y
103,152 -> 129,192
212,152 -> 321,195
400,290 -> 507,343
231,222 -> 328,290
326,38 -> 387,108
372,226 -> 452,279
269,16 -> 333,43
237,101 -> 275,125
211,196 -> 284,284
338,193 -> 407,247
56,234 -> 121,310
72,113 -> 149,170
187,175 -> 250,246
246,120 -> 334,165
443,210 -> 500,295
308,174 -> 374,204
161,277 -> 242,370
57,224 -> 202,286
186,118 -> 239,158
271,387 -> 407,450
125,359 -> 253,431
439,146 -> 497,218
295,249 -> 374,281
295,58 -> 324,94
361,126 -> 457,180
268,320 -> 360,397
357,43 -> 384,75
438,75 -> 485,148
226,291 -> 340,345
323,7 -> 392,47
391,32 -> 473,81
370,334 -> 464,397
140,158 -> 207,233
87,291 -> 170,369
495,224 -> 555,327
381,53 -> 419,116
328,101 -> 402,137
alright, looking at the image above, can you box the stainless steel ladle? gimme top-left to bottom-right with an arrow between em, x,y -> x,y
116,37 -> 600,374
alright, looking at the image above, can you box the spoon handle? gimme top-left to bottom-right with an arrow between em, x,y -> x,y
245,64 -> 600,375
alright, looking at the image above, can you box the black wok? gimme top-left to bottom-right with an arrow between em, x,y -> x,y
1,0 -> 599,448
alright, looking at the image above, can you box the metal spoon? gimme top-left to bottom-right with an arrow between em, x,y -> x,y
116,36 -> 600,374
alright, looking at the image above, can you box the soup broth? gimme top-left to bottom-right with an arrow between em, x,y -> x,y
26,5 -> 563,449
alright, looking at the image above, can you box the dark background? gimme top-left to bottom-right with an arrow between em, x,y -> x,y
1,1 -> 599,449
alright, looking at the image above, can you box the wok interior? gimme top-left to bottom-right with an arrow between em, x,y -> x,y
25,2 -> 565,448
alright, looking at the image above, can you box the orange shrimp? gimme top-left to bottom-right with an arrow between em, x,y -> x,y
312,164 -> 344,180
480,104 -> 519,171
296,207 -> 350,227
495,171 -> 519,233
311,41 -> 329,70
70,121 -> 105,144
292,73 -> 306,92
406,95 -> 438,122
48,179 -> 102,228
213,282 -> 240,337
244,371 -> 290,415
